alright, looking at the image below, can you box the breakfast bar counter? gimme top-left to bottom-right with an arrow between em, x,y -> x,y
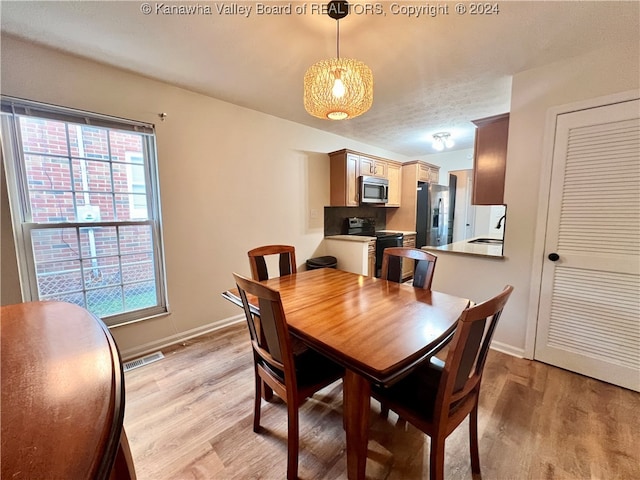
422,236 -> 505,258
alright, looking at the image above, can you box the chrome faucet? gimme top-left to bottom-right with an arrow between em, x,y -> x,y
496,215 -> 506,229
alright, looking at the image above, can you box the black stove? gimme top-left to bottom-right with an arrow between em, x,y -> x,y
344,217 -> 403,237
344,216 -> 375,236
344,217 -> 403,277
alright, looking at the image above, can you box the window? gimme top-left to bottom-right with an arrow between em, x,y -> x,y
125,152 -> 148,219
1,97 -> 167,326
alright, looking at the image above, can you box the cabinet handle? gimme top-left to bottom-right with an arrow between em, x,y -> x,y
548,253 -> 560,261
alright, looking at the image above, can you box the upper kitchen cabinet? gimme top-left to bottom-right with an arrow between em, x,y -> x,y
471,113 -> 509,205
403,160 -> 440,186
329,149 -> 360,206
360,155 -> 387,178
417,162 -> 440,184
386,160 -> 440,231
386,162 -> 402,207
328,149 -> 402,207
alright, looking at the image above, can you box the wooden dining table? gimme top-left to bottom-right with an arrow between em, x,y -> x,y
1,301 -> 135,480
223,267 -> 469,479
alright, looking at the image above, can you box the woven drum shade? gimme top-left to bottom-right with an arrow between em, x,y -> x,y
304,57 -> 373,120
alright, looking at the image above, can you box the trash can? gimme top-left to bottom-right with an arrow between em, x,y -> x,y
306,256 -> 337,270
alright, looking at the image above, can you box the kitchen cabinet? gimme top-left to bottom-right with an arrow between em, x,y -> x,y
328,149 -> 402,207
386,162 -> 402,207
367,239 -> 376,277
418,163 -> 440,184
329,150 -> 360,206
360,155 -> 387,178
402,233 -> 416,280
471,113 -> 509,205
323,236 -> 371,276
386,160 -> 440,232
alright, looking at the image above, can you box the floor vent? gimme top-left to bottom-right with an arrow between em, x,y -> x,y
123,351 -> 164,372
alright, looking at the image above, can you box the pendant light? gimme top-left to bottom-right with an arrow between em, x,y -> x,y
303,0 -> 373,120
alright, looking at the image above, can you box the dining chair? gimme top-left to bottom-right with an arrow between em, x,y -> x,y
372,285 -> 514,480
247,245 -> 302,401
378,247 -> 440,418
232,272 -> 344,480
380,247 -> 437,289
247,245 -> 297,281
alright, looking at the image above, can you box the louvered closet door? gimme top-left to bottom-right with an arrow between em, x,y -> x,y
535,99 -> 640,392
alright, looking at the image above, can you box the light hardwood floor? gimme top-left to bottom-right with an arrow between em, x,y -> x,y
124,323 -> 640,480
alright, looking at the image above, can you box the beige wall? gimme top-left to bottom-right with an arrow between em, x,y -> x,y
416,148 -> 474,185
424,43 -> 640,356
3,35 -> 638,359
0,35 -> 408,358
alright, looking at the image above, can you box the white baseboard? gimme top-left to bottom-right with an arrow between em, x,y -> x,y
119,314 -> 245,361
490,340 -> 525,358
119,316 -> 527,363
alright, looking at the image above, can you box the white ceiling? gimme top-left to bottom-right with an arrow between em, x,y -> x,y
1,1 -> 638,157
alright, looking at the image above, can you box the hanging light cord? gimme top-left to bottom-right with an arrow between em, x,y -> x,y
336,20 -> 340,59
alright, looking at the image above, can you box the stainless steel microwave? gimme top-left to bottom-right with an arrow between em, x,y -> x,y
360,176 -> 389,204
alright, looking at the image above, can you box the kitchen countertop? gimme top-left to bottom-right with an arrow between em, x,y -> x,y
325,235 -> 375,242
377,230 -> 417,236
327,233 -> 502,258
422,237 -> 504,258
325,230 -> 417,242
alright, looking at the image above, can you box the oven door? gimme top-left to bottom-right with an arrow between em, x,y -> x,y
360,176 -> 389,204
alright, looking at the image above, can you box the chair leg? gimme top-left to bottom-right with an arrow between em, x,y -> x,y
380,402 -> 390,419
286,403 -> 299,480
253,373 -> 262,433
262,380 -> 274,402
429,435 -> 446,480
469,403 -> 481,474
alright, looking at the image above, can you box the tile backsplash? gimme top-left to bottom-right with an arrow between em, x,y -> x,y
324,206 -> 387,236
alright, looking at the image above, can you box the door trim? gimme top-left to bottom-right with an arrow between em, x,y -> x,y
524,89 -> 640,359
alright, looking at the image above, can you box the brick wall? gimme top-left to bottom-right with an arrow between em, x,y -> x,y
21,118 -> 144,223
19,117 -> 154,299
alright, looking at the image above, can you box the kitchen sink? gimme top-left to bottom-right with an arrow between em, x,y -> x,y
468,238 -> 503,245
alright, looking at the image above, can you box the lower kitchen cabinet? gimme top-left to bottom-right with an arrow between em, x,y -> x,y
323,236 -> 372,276
368,239 -> 376,277
402,233 -> 416,281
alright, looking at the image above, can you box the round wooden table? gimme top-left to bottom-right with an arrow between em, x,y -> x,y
1,301 -> 134,479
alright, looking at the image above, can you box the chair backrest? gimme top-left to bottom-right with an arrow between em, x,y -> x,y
247,245 -> 297,281
380,247 -> 437,289
436,285 -> 514,415
233,272 -> 296,384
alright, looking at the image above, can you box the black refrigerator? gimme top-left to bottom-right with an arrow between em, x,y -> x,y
415,176 -> 456,248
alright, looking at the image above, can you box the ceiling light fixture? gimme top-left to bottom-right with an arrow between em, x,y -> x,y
303,0 -> 373,120
432,132 -> 455,151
